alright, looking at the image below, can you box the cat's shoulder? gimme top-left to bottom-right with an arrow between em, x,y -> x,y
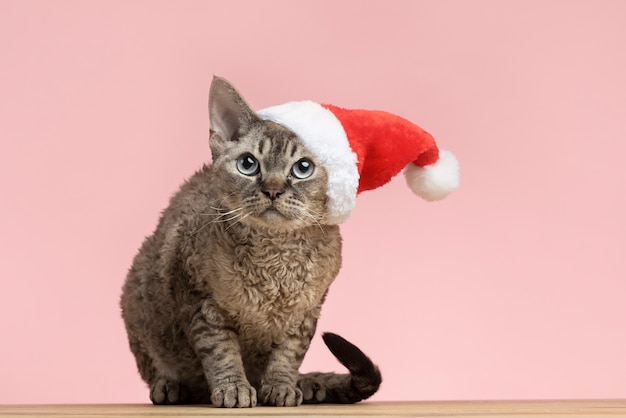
153,165 -> 219,232
166,165 -> 216,207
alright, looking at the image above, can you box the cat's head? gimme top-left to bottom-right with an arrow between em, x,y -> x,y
207,77 -> 330,230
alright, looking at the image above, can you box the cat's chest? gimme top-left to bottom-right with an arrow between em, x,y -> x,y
207,228 -> 340,341
230,237 -> 324,312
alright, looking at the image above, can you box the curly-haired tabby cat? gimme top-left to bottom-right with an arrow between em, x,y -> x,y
120,77 -> 381,407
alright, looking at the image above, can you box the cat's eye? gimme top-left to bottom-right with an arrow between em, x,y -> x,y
236,154 -> 260,176
291,158 -> 315,179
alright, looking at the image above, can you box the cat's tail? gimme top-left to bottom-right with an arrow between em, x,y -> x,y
299,332 -> 382,404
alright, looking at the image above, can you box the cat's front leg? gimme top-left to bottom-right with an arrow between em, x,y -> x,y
190,301 -> 256,408
258,335 -> 310,407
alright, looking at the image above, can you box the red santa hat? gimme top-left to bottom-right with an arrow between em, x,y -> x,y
257,101 -> 460,224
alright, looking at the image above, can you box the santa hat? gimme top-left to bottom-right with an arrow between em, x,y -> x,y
257,101 -> 459,224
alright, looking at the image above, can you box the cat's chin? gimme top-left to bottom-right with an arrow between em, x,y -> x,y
260,207 -> 291,225
250,207 -> 303,231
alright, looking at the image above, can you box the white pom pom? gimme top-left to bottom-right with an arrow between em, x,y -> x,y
404,150 -> 460,201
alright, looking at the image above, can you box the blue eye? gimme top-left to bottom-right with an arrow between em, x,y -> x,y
237,154 -> 259,176
291,158 -> 314,179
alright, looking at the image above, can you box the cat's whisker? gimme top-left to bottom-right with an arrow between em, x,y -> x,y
190,220 -> 213,236
191,207 -> 243,234
299,210 -> 326,236
220,214 -> 246,223
225,211 -> 252,231
305,207 -> 326,218
196,211 -> 239,217
211,211 -> 247,224
203,205 -> 246,221
209,206 -> 244,215
193,201 -> 244,218
191,209 -> 249,236
205,208 -> 245,219
207,191 -> 239,213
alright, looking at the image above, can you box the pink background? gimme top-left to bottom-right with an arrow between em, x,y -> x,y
1,0 -> 625,404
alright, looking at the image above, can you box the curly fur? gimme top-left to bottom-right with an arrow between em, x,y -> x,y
120,77 -> 380,407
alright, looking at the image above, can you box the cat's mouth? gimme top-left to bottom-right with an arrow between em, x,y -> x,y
262,206 -> 285,219
259,204 -> 297,226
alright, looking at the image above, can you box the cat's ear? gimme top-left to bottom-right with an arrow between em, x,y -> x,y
208,76 -> 258,153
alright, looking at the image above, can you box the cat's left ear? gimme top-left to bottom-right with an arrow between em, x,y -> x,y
208,76 -> 259,154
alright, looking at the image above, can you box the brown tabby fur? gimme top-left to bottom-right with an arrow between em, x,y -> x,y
120,77 -> 381,407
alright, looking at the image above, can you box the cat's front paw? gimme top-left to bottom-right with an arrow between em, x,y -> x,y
259,384 -> 303,407
150,378 -> 185,405
211,382 -> 257,408
298,376 -> 326,403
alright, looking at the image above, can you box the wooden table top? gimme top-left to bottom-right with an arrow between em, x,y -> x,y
1,400 -> 625,417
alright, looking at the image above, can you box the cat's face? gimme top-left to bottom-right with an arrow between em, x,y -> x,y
210,121 -> 330,230
208,78 -> 330,230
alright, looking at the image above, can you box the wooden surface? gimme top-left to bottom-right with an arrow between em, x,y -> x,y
1,400 -> 625,418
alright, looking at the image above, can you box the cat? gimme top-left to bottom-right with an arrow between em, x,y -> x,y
120,76 -> 381,407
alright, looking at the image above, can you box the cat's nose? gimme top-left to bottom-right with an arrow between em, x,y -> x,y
262,189 -> 284,201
